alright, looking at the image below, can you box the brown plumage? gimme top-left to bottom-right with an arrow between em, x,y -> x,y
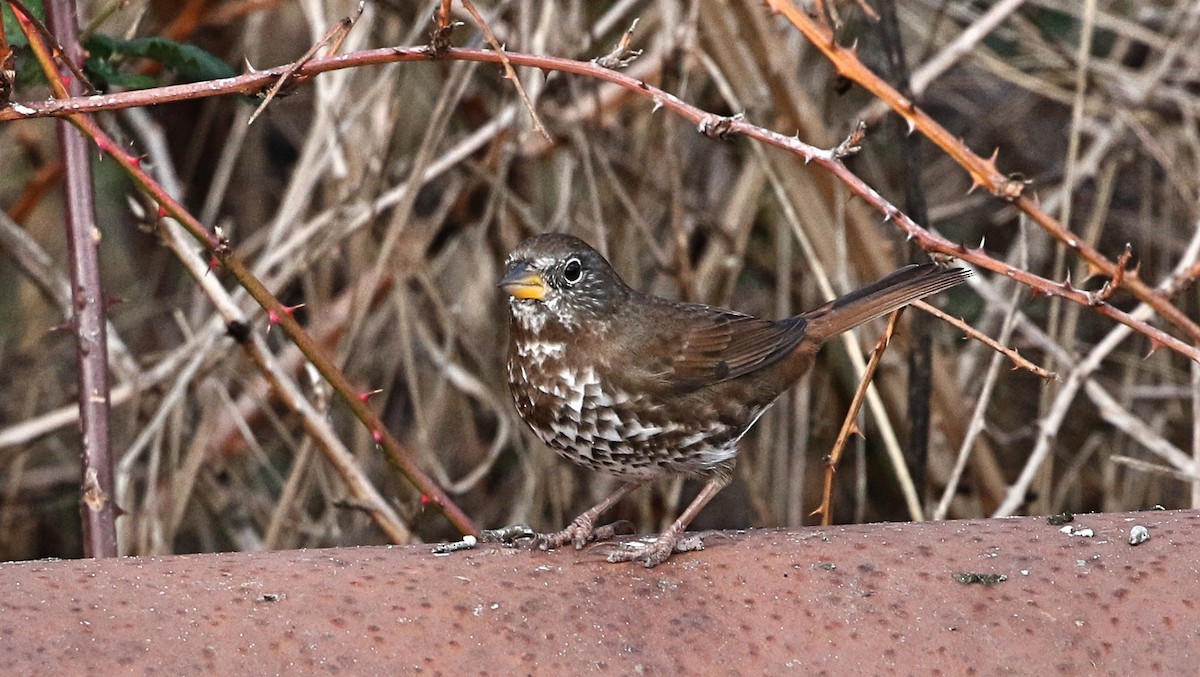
500,233 -> 970,566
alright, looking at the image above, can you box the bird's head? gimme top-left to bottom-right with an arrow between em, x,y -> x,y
498,233 -> 631,331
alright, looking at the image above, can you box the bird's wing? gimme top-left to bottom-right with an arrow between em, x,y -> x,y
655,305 -> 809,388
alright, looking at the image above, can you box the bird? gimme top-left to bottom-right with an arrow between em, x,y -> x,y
498,233 -> 970,567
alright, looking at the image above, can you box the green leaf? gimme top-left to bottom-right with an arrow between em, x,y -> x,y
2,0 -> 45,48
84,34 -> 237,89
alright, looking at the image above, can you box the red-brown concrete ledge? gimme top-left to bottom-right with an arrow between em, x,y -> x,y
1,510 -> 1194,674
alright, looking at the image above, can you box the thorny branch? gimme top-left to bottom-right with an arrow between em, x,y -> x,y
2,43 -> 1193,361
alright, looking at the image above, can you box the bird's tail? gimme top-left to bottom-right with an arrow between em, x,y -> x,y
801,264 -> 971,343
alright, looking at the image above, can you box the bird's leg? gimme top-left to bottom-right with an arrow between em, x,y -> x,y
607,474 -> 731,567
537,481 -> 644,550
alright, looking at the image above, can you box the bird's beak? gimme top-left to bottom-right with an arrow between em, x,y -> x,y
498,263 -> 546,300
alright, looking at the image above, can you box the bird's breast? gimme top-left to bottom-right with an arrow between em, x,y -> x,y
506,338 -> 746,479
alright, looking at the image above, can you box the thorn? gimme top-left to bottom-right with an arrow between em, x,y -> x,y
103,293 -> 124,310
985,148 -> 1001,173
207,255 -> 221,275
358,388 -> 384,402
267,303 -> 305,326
967,148 -> 1000,195
94,136 -> 116,155
372,429 -> 384,444
266,303 -> 304,335
156,205 -> 170,219
1145,337 -> 1164,358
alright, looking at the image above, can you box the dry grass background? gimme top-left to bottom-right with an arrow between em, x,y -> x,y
1,0 -> 1198,560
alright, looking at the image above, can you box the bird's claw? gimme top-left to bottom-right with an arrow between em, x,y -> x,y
533,518 -> 634,551
534,516 -> 595,550
605,533 -> 705,567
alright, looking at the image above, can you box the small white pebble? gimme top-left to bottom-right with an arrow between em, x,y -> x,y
1129,525 -> 1150,546
463,535 -> 477,547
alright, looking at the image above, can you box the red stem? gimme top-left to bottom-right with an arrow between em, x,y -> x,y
43,0 -> 118,558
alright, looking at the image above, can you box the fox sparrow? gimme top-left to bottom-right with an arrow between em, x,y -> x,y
499,233 -> 969,566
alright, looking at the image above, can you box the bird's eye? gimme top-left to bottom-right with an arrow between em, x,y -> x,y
563,258 -> 583,285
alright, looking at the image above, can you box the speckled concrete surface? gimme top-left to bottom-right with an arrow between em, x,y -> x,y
1,510 -> 1193,674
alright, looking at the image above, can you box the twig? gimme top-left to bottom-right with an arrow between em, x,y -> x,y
1092,243 -> 1132,305
5,44 -> 1195,363
247,0 -> 364,125
30,0 -> 117,558
458,0 -> 550,140
8,0 -> 95,93
11,8 -> 477,539
993,219 -> 1200,516
812,310 -> 903,526
764,0 -> 1200,347
932,278 -> 1024,520
912,299 -> 1055,380
593,18 -> 642,69
427,0 -> 459,55
1085,380 -> 1194,473
739,115 -> 923,522
116,105 -> 413,545
1110,455 -> 1199,484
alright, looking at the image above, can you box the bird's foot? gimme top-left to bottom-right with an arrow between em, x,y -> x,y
535,516 -> 633,551
605,532 -> 705,568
